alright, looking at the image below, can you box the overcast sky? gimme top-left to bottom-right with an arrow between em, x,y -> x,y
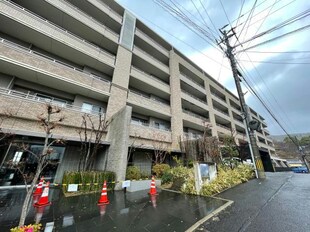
116,0 -> 310,136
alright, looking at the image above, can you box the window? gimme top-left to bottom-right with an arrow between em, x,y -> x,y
131,117 -> 148,126
12,151 -> 23,165
82,103 -> 103,114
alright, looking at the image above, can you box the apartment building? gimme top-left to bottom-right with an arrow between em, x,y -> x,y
0,0 -> 275,188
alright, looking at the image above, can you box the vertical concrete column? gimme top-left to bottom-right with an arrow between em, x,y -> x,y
169,50 -> 183,149
205,82 -> 218,137
105,106 -> 132,190
106,46 -> 132,119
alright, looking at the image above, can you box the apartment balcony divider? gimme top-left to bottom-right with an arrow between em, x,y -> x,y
45,0 -> 119,43
1,0 -> 116,67
0,39 -> 111,94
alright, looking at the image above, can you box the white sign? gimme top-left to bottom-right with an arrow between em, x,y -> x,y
122,180 -> 131,188
67,184 -> 78,192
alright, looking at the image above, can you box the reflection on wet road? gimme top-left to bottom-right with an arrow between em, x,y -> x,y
0,188 -> 227,231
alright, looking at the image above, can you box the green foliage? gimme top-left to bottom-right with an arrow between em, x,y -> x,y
221,135 -> 239,159
10,224 -> 42,232
126,166 -> 141,180
300,136 -> 310,146
199,164 -> 254,196
62,171 -> 115,193
152,163 -> 170,177
161,171 -> 173,184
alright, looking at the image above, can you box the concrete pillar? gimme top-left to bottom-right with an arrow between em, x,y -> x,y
169,50 -> 183,150
205,83 -> 218,137
106,46 -> 132,119
105,105 -> 132,190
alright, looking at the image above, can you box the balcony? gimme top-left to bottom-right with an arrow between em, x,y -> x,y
133,46 -> 169,74
135,29 -> 169,57
0,38 -> 111,97
87,0 -> 122,24
45,0 -> 119,43
0,88 -> 104,132
129,123 -> 172,143
181,91 -> 208,110
211,92 -> 227,105
182,110 -> 209,130
127,91 -> 171,117
130,66 -> 170,94
216,123 -> 232,134
214,107 -> 230,120
0,1 -> 115,67
180,73 -> 205,93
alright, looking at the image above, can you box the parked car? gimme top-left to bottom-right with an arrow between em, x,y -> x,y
292,166 -> 308,173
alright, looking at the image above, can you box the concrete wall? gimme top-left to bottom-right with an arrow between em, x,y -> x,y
105,105 -> 132,190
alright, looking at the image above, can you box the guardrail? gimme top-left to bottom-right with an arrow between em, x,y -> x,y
181,90 -> 208,105
131,66 -> 169,86
182,109 -> 209,121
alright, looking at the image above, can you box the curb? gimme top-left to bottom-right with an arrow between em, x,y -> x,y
185,197 -> 234,232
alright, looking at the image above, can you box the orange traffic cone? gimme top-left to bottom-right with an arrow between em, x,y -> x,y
34,181 -> 51,208
149,176 -> 157,195
33,177 -> 44,196
98,181 -> 109,205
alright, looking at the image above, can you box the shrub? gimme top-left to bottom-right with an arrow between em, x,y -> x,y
161,171 -> 173,184
62,171 -> 115,193
10,224 -> 42,232
126,166 -> 141,180
199,164 -> 254,196
152,164 -> 170,178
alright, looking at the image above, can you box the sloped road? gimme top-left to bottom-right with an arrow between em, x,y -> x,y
196,172 -> 310,232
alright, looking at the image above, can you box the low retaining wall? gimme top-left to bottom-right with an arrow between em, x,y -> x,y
127,180 -> 161,192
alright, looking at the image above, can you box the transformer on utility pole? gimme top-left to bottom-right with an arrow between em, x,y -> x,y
219,29 -> 266,179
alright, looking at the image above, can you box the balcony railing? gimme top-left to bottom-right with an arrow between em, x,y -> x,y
216,123 -> 231,131
0,88 -> 103,116
4,0 -> 116,61
182,109 -> 209,121
88,0 -> 122,23
180,73 -> 204,88
129,90 -> 170,106
231,105 -> 242,112
181,90 -> 208,105
131,66 -> 169,86
130,121 -> 171,132
48,0 -> 119,38
133,46 -> 169,68
0,38 -> 111,84
214,107 -> 230,117
135,29 -> 168,54
211,92 -> 227,104
183,132 -> 203,139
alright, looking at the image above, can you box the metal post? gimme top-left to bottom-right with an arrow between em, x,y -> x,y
221,30 -> 266,179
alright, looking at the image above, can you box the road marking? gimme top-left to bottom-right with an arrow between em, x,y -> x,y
185,198 -> 234,232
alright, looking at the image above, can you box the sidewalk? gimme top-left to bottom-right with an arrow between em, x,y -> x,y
0,187 -> 229,231
195,172 -> 310,232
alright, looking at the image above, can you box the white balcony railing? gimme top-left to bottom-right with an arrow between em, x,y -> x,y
0,88 -> 103,116
0,38 -> 111,85
2,0 -> 115,65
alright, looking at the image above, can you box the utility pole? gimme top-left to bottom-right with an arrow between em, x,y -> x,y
220,29 -> 266,179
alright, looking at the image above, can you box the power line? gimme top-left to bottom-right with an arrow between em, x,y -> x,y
239,50 -> 310,54
198,0 -> 221,38
237,60 -> 310,65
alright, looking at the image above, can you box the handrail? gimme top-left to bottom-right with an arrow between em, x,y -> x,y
180,73 -> 205,88
211,92 -> 227,103
57,0 -> 119,38
131,66 -> 169,86
5,0 -> 116,59
181,90 -> 207,105
133,46 -> 169,67
214,107 -> 230,117
129,90 -> 170,107
135,28 -> 168,53
0,88 -> 103,116
216,123 -> 231,130
182,109 -> 209,121
89,0 -> 122,22
0,38 -> 111,84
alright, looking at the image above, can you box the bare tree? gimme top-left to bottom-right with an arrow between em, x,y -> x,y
77,113 -> 109,171
148,133 -> 170,164
6,104 -> 64,226
127,134 -> 143,163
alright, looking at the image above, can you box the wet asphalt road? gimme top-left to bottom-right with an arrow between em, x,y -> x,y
196,172 -> 310,232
